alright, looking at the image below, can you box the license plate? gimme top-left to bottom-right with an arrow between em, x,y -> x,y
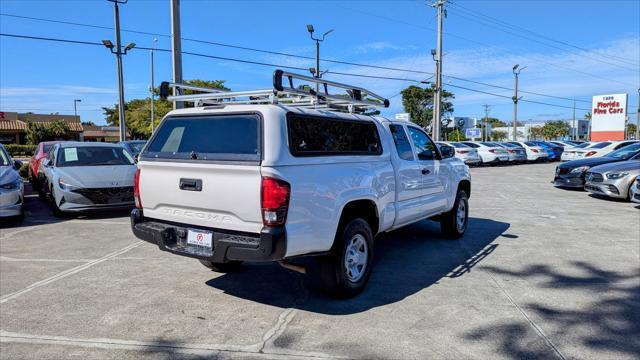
187,229 -> 213,249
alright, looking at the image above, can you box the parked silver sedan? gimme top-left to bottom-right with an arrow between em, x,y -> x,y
584,160 -> 640,201
0,144 -> 24,219
40,142 -> 137,215
630,176 -> 640,204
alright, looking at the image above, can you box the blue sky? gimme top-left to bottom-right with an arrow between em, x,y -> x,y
1,0 -> 638,126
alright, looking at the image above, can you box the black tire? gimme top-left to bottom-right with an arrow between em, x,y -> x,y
315,218 -> 374,298
199,260 -> 243,273
440,189 -> 469,240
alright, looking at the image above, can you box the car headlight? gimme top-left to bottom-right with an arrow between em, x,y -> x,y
606,172 -> 629,179
570,166 -> 590,174
0,178 -> 22,190
58,178 -> 77,191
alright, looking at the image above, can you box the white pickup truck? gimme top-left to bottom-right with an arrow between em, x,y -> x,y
131,71 -> 471,297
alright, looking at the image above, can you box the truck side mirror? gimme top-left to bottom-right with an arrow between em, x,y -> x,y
418,149 -> 434,161
440,145 -> 455,159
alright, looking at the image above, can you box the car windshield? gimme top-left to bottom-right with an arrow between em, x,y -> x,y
128,142 -> 145,153
56,146 -> 134,167
524,142 -> 538,147
588,142 -> 611,149
462,142 -> 479,148
0,147 -> 9,166
606,143 -> 640,159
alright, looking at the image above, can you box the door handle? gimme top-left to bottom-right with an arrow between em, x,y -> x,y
421,168 -> 430,175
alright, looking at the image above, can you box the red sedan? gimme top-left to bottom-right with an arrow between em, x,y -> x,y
29,141 -> 63,192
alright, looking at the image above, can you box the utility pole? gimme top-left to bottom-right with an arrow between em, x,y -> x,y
511,64 -> 525,141
150,38 -> 157,133
432,0 -> 445,142
104,0 -> 134,142
572,99 -> 576,140
171,0 -> 183,109
483,104 -> 490,142
306,25 -> 334,94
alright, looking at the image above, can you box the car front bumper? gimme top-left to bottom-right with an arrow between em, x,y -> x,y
631,187 -> 640,204
584,175 -> 634,199
130,209 -> 287,263
55,186 -> 135,213
0,188 -> 23,217
553,174 -> 585,188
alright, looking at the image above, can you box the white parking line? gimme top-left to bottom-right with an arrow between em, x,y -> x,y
0,329 -> 345,359
0,242 -> 142,304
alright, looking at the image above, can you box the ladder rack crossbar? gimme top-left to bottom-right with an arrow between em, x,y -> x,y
160,69 -> 390,113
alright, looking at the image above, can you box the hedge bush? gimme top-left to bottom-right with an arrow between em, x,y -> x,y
4,144 -> 37,157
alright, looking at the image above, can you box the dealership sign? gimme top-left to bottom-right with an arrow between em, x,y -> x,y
591,93 -> 627,141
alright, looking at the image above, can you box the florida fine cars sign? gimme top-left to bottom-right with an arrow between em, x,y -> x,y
591,93 -> 628,141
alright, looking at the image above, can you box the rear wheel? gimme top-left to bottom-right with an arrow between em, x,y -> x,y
440,189 -> 469,239
315,218 -> 374,298
199,260 -> 243,273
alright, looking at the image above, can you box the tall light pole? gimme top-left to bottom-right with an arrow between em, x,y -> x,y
104,0 -> 134,142
432,0 -> 445,142
572,99 -> 576,140
73,99 -> 81,121
150,38 -> 158,134
636,88 -> 639,140
171,0 -> 183,109
511,64 -> 526,141
306,25 -> 334,93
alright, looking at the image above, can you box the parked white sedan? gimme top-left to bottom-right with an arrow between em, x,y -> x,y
561,142 -> 593,161
572,140 -> 638,159
507,141 -> 549,162
439,141 -> 482,165
459,141 -> 509,165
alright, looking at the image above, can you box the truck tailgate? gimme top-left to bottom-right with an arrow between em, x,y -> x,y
138,161 -> 263,234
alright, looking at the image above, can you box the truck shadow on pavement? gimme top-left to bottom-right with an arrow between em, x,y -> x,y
205,217 -> 510,315
462,261 -> 640,359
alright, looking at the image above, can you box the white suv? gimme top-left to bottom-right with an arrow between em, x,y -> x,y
131,71 -> 471,297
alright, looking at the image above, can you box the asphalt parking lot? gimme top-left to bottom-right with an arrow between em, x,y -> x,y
1,162 -> 638,360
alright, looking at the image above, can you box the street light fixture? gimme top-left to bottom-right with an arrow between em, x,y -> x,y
73,99 -> 81,122
306,24 -> 334,92
102,40 -> 114,50
150,38 -> 158,133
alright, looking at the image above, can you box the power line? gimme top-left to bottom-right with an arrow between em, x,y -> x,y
0,12 -> 606,102
447,3 -> 640,72
448,2 -> 639,67
0,32 -> 598,113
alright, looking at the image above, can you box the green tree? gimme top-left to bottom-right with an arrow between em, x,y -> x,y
491,130 -> 508,141
400,85 -> 454,129
484,117 -> 507,128
25,120 -> 70,144
584,112 -> 592,120
627,123 -> 637,139
542,120 -> 570,139
530,126 -> 544,140
102,79 -> 228,139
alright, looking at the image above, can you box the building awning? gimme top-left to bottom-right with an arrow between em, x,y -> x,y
0,120 -> 27,131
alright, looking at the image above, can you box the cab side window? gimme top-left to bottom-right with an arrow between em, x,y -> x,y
389,124 -> 414,161
408,127 -> 437,160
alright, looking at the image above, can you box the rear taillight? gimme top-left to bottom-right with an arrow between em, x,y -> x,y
507,149 -> 514,153
585,151 -> 597,157
261,177 -> 290,227
133,169 -> 142,209
456,150 -> 468,154
531,149 -> 539,153
489,149 -> 496,153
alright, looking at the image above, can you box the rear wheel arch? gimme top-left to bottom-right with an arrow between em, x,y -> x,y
336,199 -> 379,240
